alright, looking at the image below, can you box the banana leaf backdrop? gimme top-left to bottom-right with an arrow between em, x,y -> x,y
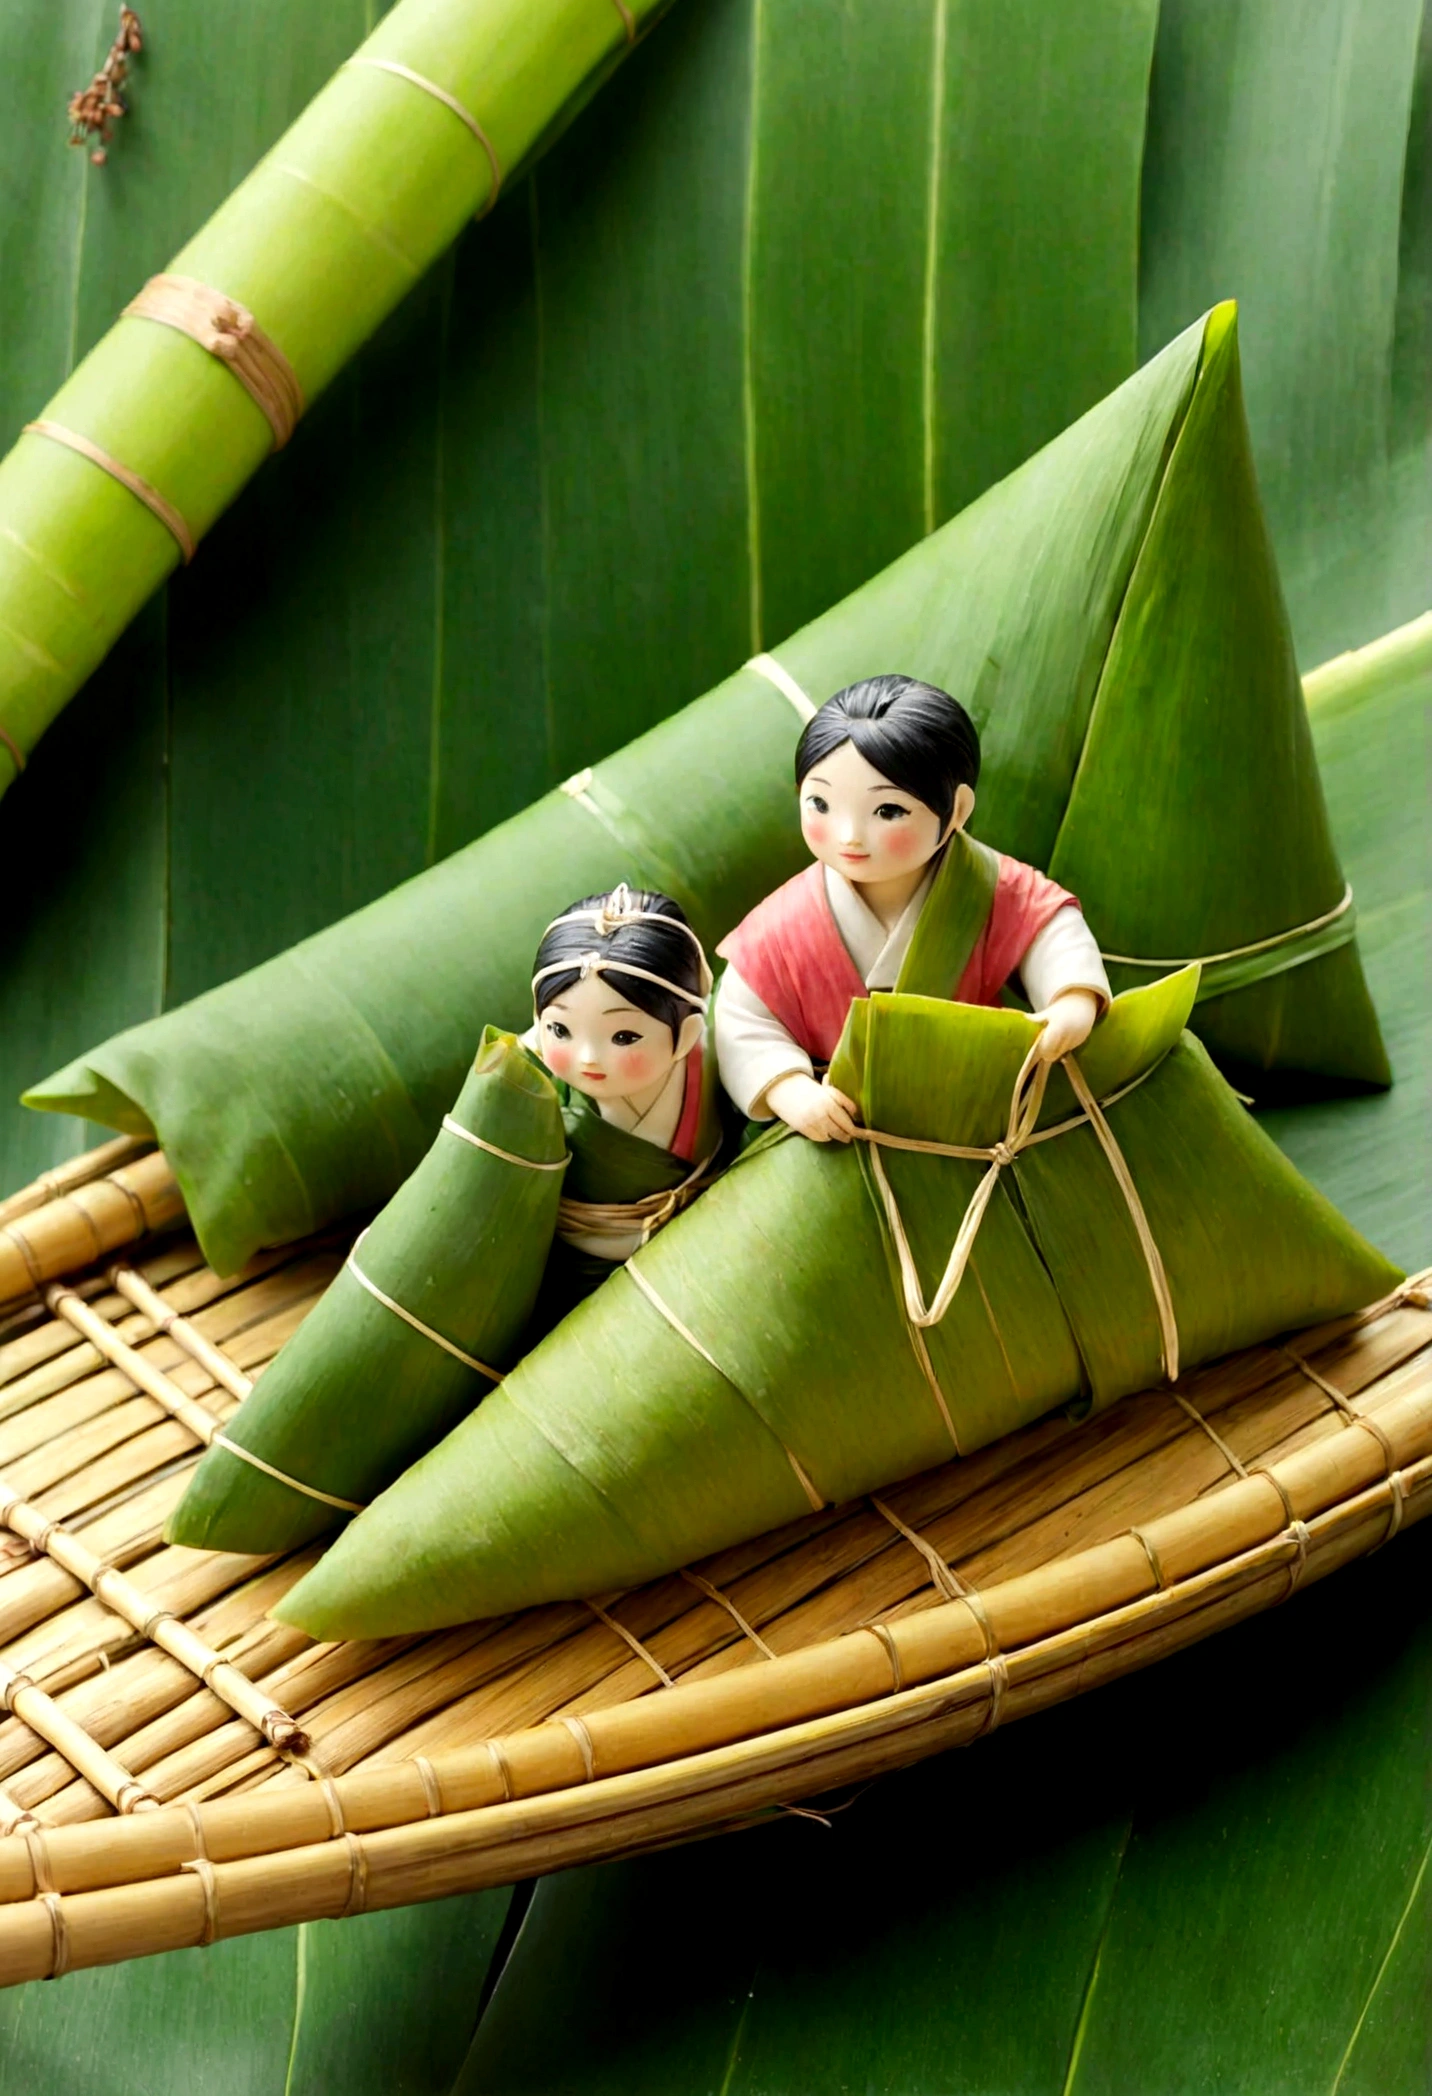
0,0 -> 1428,2086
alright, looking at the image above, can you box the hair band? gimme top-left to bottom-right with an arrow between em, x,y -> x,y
532,952 -> 707,1010
538,884 -> 713,992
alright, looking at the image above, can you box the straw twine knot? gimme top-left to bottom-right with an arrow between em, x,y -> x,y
207,300 -> 252,356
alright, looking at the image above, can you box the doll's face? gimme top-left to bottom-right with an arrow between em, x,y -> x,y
537,969 -> 685,1102
799,737 -> 967,886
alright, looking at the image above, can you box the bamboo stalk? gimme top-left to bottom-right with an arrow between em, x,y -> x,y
0,0 -> 667,795
0,1475 -> 302,1752
0,1139 -> 153,1232
0,1156 -> 185,1310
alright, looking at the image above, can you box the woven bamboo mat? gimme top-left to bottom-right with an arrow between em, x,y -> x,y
0,1142 -> 1427,1985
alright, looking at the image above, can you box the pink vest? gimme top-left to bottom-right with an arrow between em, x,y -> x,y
671,1044 -> 704,1163
717,856 -> 1078,1066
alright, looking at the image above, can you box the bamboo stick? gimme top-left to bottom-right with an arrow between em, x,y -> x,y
1302,608 -> 1432,714
0,1156 -> 185,1310
0,1138 -> 152,1232
0,1655 -> 156,1819
108,1268 -> 253,1400
41,1289 -> 222,1446
0,1475 -> 302,1751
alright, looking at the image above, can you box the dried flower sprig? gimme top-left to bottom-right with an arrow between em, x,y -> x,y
68,7 -> 143,167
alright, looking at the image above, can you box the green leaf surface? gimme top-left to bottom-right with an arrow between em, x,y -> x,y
1258,621 -> 1432,1270
0,1892 -> 511,2096
1139,0 -> 1431,665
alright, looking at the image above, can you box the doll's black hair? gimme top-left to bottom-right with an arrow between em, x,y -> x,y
533,889 -> 705,1048
794,674 -> 981,829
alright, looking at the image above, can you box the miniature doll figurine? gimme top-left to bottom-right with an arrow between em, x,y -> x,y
715,675 -> 1111,1141
528,886 -> 723,1299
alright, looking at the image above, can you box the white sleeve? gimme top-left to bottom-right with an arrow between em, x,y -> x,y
714,965 -> 815,1119
1019,906 -> 1112,1013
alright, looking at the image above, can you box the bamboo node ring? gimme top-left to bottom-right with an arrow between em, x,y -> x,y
343,57 -> 501,214
24,419 -> 196,563
182,1856 -> 220,1946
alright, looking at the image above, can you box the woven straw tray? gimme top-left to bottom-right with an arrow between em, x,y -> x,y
0,1141 -> 1427,1987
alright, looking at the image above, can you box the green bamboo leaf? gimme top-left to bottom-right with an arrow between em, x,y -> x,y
0,1894 -> 511,2096
1048,304 -> 1389,1088
1063,1547 -> 1432,2093
1139,0 -> 1430,663
1260,615 -> 1432,1269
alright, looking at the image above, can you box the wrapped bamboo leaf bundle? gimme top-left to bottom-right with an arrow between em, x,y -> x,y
0,0 -> 665,794
29,307 -> 1386,1276
170,1030 -> 567,1556
279,969 -> 1400,1638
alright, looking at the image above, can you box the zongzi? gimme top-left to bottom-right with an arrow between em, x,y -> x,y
29,306 -> 1387,1277
279,970 -> 1401,1639
171,890 -> 723,1554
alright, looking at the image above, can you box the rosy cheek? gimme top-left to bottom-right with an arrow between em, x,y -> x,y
883,824 -> 922,860
616,1047 -> 654,1086
802,815 -> 828,849
544,1042 -> 573,1076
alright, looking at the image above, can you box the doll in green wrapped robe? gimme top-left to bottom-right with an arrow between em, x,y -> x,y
525,884 -> 725,1322
166,885 -> 722,1559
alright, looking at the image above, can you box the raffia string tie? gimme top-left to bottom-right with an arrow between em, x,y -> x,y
1101,884 -> 1354,972
745,650 -> 816,721
440,1116 -> 569,1171
124,275 -> 304,449
343,57 -> 501,214
856,1041 -> 1180,1381
624,1263 -> 826,1510
211,1433 -> 365,1515
24,420 -> 195,563
558,1149 -> 718,1248
346,1227 -> 503,1382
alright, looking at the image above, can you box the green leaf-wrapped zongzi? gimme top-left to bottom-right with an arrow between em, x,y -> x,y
278,971 -> 1401,1638
169,1029 -> 567,1555
29,306 -> 1386,1276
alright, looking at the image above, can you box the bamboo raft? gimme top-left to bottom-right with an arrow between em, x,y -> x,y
0,1141 -> 1427,1987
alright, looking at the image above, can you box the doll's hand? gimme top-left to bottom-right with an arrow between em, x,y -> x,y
1030,988 -> 1101,1065
765,1073 -> 860,1143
